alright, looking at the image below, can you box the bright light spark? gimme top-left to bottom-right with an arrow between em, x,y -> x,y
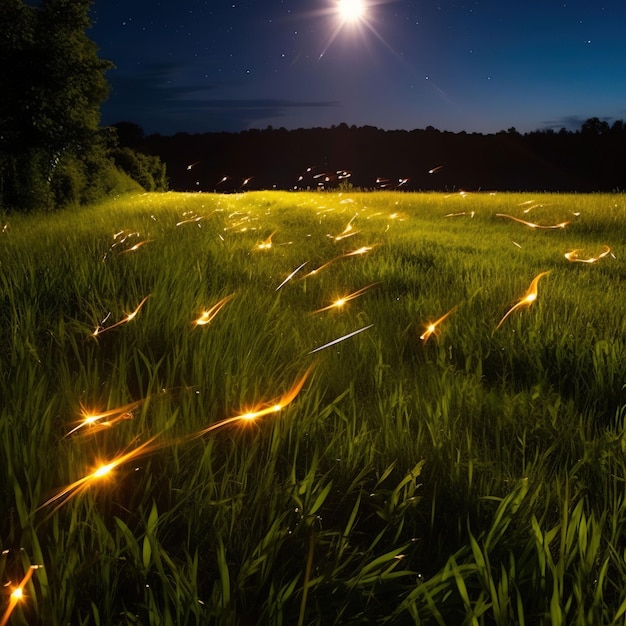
311,283 -> 378,314
564,245 -> 611,264
332,216 -> 358,241
429,165 -> 444,174
193,294 -> 235,327
276,262 -> 308,291
301,245 -> 376,278
496,271 -> 550,330
191,366 -> 314,438
64,400 -> 143,437
92,295 -> 150,337
121,240 -> 152,253
309,324 -> 374,354
39,436 -> 161,512
496,214 -> 570,229
419,306 -> 458,342
338,0 -> 365,22
1,567 -> 37,626
176,215 -> 204,226
256,231 -> 276,250
444,211 -> 475,218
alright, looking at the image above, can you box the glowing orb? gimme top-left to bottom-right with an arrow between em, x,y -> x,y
338,0 -> 365,22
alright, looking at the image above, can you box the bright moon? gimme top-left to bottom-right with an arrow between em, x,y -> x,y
338,0 -> 365,22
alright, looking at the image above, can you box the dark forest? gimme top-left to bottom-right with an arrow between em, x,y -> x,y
131,117 -> 626,194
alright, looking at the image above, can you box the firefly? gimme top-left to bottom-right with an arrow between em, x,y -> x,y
193,294 -> 235,327
428,165 -> 444,174
121,240 -> 152,253
496,214 -> 570,229
64,400 -> 143,437
564,245 -> 611,263
496,271 -> 550,330
256,231 -> 276,250
310,283 -> 378,314
92,295 -> 150,337
191,366 -> 314,438
419,306 -> 457,342
0,566 -> 40,626
38,436 -> 161,513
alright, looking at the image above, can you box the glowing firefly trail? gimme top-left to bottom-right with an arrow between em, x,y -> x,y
276,262 -> 307,291
38,436 -> 161,513
564,245 -> 611,263
496,214 -> 570,229
64,399 -> 144,437
0,566 -> 39,626
92,295 -> 150,336
309,324 -> 374,354
302,245 -> 375,278
191,366 -> 314,438
496,271 -> 550,330
311,283 -> 378,314
193,294 -> 235,326
419,306 -> 458,342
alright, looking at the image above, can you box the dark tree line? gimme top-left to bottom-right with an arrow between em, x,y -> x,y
0,0 -> 165,212
138,119 -> 626,194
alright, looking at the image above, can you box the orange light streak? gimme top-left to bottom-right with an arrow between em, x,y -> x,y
92,295 -> 150,336
301,245 -> 375,278
428,165 -> 444,174
39,436 -> 161,512
496,271 -> 550,330
0,566 -> 38,626
193,294 -> 235,326
256,231 -> 276,250
64,400 -> 143,437
564,245 -> 611,263
496,214 -> 569,229
176,215 -> 204,226
191,366 -> 314,438
311,283 -> 378,314
332,215 -> 358,241
419,306 -> 457,342
121,240 -> 152,253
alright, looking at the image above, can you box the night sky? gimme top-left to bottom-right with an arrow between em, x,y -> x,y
88,1 -> 626,136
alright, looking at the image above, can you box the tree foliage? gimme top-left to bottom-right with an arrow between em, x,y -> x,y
0,0 -> 118,211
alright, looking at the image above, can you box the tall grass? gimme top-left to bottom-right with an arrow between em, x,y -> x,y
1,190 -> 625,624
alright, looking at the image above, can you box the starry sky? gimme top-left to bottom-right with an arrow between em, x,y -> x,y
88,1 -> 626,136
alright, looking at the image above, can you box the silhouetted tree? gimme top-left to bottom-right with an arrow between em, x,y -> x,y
0,0 -> 113,211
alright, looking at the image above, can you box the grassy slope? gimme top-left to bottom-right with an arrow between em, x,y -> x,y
1,191 -> 625,624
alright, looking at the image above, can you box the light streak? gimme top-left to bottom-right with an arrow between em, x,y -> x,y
444,211 -> 474,218
496,214 -> 570,229
0,566 -> 39,626
276,262 -> 307,291
92,296 -> 150,337
186,162 -> 200,170
564,245 -> 611,264
176,215 -> 204,226
256,231 -> 276,250
38,436 -> 161,513
332,215 -> 358,241
309,324 -> 374,354
193,294 -> 235,327
311,283 -> 378,314
242,176 -> 254,186
301,245 -> 375,278
419,306 -> 457,342
496,271 -> 550,330
64,400 -> 143,437
428,165 -> 444,174
192,366 -> 314,437
121,240 -> 152,253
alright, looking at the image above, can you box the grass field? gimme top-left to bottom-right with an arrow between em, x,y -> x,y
1,190 -> 625,625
